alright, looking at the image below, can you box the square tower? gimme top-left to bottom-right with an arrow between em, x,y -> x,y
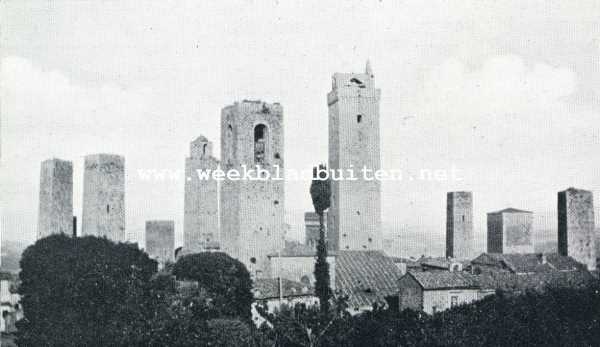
327,62 -> 382,251
145,220 -> 175,269
487,208 -> 533,254
82,154 -> 125,242
184,135 -> 219,253
38,158 -> 73,239
220,100 -> 285,277
446,191 -> 473,259
558,188 -> 596,270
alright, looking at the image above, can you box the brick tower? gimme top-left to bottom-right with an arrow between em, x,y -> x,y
38,158 -> 73,239
558,188 -> 596,270
220,100 -> 285,277
327,61 -> 382,251
446,191 -> 473,259
184,135 -> 219,253
82,154 -> 125,242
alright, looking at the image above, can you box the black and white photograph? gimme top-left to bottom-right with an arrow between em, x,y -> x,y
1,1 -> 599,346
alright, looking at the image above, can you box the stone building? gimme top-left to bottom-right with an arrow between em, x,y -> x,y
267,240 -> 336,287
82,154 -> 125,242
304,211 -> 327,249
37,158 -> 73,239
145,220 -> 175,268
487,208 -> 533,254
220,100 -> 285,277
446,191 -> 473,259
558,188 -> 596,270
184,135 -> 219,253
398,271 -> 484,314
327,62 -> 382,251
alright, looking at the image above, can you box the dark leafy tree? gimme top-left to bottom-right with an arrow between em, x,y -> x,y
172,252 -> 253,320
310,164 -> 332,317
16,234 -> 158,347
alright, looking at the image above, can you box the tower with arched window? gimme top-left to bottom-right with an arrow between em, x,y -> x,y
220,100 -> 285,277
184,135 -> 219,254
327,62 -> 382,251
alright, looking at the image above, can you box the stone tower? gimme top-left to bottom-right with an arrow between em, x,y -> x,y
220,100 -> 285,277
82,154 -> 125,242
487,208 -> 533,254
558,188 -> 596,270
184,135 -> 219,253
327,61 -> 382,251
38,158 -> 73,239
446,191 -> 473,259
145,220 -> 175,269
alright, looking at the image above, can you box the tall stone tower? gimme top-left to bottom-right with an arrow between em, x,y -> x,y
220,100 -> 285,277
487,208 -> 533,254
184,135 -> 219,253
327,61 -> 382,251
558,188 -> 596,270
145,220 -> 175,269
446,191 -> 473,259
82,154 -> 125,242
38,158 -> 73,239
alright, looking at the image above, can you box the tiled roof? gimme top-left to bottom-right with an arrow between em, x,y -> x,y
475,270 -> 595,292
472,253 -> 584,274
391,257 -> 420,268
488,207 -> 533,214
253,278 -> 314,300
407,271 -> 480,290
335,250 -> 402,309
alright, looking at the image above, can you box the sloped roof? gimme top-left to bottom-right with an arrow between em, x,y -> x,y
253,278 -> 314,300
475,270 -> 595,292
488,207 -> 533,214
472,253 -> 584,274
335,250 -> 402,309
407,271 -> 480,290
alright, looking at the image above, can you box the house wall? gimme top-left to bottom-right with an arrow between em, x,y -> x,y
398,275 -> 423,312
422,289 -> 479,315
251,296 -> 319,327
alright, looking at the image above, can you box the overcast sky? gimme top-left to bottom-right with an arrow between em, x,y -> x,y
2,1 -> 599,256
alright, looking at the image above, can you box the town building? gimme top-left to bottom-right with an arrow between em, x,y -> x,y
267,240 -> 336,287
0,272 -> 21,333
82,154 -> 125,242
184,135 -> 219,253
327,62 -> 382,251
487,208 -> 534,254
398,271 -> 485,314
37,158 -> 73,239
251,278 -> 317,327
446,191 -> 473,259
558,188 -> 596,270
220,100 -> 285,277
145,220 -> 175,269
471,252 -> 586,275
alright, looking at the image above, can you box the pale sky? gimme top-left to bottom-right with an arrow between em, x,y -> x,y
1,1 -> 599,257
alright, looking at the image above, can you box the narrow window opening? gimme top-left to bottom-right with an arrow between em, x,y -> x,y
106,204 -> 110,213
202,143 -> 207,156
357,115 -> 362,123
254,124 -> 267,164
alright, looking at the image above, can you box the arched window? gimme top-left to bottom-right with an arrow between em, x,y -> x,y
202,143 -> 207,156
226,124 -> 234,164
254,124 -> 268,164
357,114 -> 362,123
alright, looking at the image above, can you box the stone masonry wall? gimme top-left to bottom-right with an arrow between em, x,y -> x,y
38,158 -> 73,239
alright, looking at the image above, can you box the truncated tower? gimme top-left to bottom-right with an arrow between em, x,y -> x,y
220,100 -> 285,277
145,220 -> 175,269
327,61 -> 382,251
38,158 -> 73,239
184,136 -> 219,253
82,154 -> 125,242
558,188 -> 596,270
